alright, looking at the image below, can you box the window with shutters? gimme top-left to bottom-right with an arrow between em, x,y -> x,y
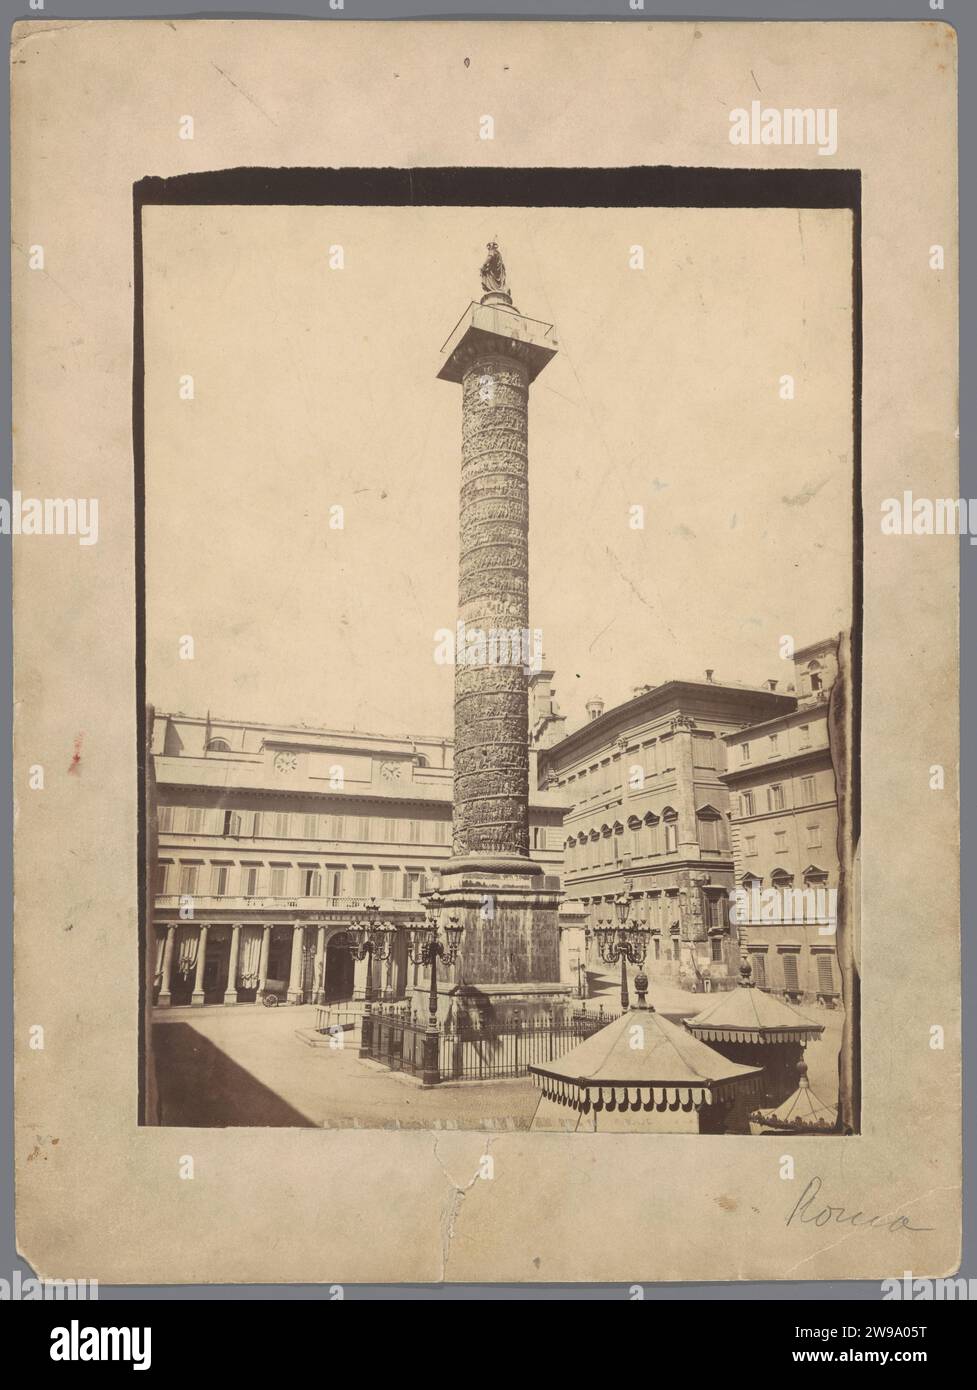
380,868 -> 397,899
330,815 -> 345,840
800,776 -> 816,806
185,807 -> 204,833
768,784 -> 785,812
744,834 -> 757,857
154,862 -> 170,895
178,863 -> 199,895
354,868 -> 371,897
741,790 -> 756,817
303,868 -> 321,896
243,865 -> 260,896
781,952 -> 800,993
664,822 -> 678,854
274,811 -> 290,838
408,820 -> 423,844
751,952 -> 767,988
158,805 -> 174,833
383,817 -> 399,842
817,953 -> 835,993
270,866 -> 289,896
404,870 -> 422,899
212,864 -> 230,896
807,824 -> 822,849
329,869 -> 345,897
710,935 -> 724,963
304,814 -> 318,839
697,812 -> 720,852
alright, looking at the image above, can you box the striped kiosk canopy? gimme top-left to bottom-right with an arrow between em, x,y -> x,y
528,975 -> 763,1132
683,963 -> 825,1047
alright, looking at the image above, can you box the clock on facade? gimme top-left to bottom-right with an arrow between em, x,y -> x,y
273,751 -> 298,774
380,761 -> 402,782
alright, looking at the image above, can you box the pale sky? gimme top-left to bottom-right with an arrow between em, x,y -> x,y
143,203 -> 853,738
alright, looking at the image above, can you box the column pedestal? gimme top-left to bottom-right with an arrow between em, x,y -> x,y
412,867 -> 571,1026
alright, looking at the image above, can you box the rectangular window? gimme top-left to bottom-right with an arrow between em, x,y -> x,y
380,868 -> 398,899
664,823 -> 678,854
798,724 -> 811,746
408,820 -> 423,844
774,831 -> 788,852
740,742 -> 751,762
212,864 -> 230,896
361,817 -> 374,842
693,735 -> 717,769
807,824 -> 822,849
185,807 -> 204,833
433,820 -> 449,845
354,868 -> 372,897
243,865 -> 259,896
704,895 -> 723,929
330,814 -> 345,840
274,811 -> 290,838
698,818 -> 719,853
741,790 -> 756,817
157,806 -> 174,833
178,863 -> 199,895
304,814 -> 319,839
252,811 -> 262,838
816,953 -> 835,993
303,868 -> 321,896
782,952 -> 800,993
769,734 -> 779,754
800,776 -> 816,806
329,869 -> 345,898
383,817 -> 399,843
751,952 -> 767,988
710,935 -> 723,963
768,784 -> 785,812
404,870 -> 422,899
270,866 -> 288,896
154,862 -> 170,895
744,835 -> 757,857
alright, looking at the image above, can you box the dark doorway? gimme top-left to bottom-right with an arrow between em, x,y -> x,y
323,933 -> 354,1001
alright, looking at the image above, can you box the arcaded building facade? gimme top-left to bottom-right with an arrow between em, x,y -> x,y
150,713 -> 566,1008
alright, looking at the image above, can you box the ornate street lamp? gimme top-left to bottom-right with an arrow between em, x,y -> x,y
346,896 -> 394,1004
592,883 -> 651,1010
346,896 -> 395,1058
406,889 -> 464,1026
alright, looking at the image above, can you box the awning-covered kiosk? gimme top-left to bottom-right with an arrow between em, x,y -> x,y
683,963 -> 825,1108
529,974 -> 763,1133
750,1060 -> 838,1135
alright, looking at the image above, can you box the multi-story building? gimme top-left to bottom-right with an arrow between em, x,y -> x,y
719,638 -> 843,1006
534,675 -> 795,991
150,712 -> 567,1008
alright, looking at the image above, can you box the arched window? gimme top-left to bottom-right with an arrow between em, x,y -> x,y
661,807 -> 678,855
206,737 -> 231,753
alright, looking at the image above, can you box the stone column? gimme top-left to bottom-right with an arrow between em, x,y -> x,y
190,923 -> 209,1007
428,260 -> 569,1025
287,921 -> 304,1004
223,922 -> 241,1005
157,923 -> 177,1008
313,925 -> 326,1004
257,923 -> 272,995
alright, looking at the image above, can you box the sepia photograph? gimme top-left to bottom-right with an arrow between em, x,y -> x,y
139,174 -> 859,1136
